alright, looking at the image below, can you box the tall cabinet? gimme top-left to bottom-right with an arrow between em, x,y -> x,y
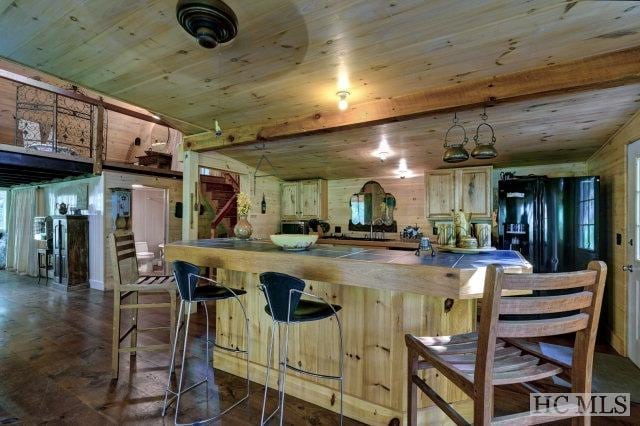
425,166 -> 493,219
281,179 -> 328,220
52,215 -> 89,290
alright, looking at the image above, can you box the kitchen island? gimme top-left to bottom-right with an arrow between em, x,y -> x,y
165,239 -> 530,424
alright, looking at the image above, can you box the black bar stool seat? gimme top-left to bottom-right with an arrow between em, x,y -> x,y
194,285 -> 247,301
264,299 -> 341,322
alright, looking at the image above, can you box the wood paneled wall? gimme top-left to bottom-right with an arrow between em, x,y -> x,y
327,163 -> 588,239
587,111 -> 640,355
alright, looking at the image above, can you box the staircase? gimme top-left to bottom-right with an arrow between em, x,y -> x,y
200,174 -> 239,237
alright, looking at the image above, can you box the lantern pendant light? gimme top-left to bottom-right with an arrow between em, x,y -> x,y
471,106 -> 498,160
442,112 -> 469,163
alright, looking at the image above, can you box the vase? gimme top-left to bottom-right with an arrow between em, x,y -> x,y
234,214 -> 253,239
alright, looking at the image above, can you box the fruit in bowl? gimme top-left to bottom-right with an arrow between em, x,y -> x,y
270,234 -> 318,251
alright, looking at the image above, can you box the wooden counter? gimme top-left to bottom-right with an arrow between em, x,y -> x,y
165,239 -> 531,424
316,237 -> 420,250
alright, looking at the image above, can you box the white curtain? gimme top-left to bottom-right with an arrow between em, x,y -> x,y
6,187 -> 38,276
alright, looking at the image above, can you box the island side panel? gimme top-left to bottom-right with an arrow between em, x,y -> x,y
214,268 -> 474,425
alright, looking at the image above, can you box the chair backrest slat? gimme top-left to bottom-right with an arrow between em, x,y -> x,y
108,231 -> 140,288
499,291 -> 593,315
500,270 -> 597,291
497,313 -> 590,338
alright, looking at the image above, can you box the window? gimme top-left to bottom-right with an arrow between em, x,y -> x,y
0,190 -> 6,230
577,178 -> 595,251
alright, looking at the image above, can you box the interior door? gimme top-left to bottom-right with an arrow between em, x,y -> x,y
627,139 -> 640,367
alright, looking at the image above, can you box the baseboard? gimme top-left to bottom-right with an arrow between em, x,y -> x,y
89,279 -> 105,291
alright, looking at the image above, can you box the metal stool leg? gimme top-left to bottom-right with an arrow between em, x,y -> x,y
174,301 -> 192,425
162,299 -> 184,416
261,321 -> 279,425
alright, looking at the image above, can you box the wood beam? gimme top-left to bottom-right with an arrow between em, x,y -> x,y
0,68 -> 175,129
184,45 -> 640,152
93,102 -> 105,175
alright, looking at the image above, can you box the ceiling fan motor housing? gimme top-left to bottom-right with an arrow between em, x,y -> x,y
176,0 -> 238,48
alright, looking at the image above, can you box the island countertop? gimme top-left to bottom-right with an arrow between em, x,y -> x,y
165,238 -> 531,299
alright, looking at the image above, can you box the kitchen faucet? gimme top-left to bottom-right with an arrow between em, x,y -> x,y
369,217 -> 385,240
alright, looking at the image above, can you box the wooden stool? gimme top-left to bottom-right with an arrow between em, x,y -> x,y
405,261 -> 606,425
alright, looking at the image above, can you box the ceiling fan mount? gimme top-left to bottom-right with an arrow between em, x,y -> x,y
176,0 -> 238,49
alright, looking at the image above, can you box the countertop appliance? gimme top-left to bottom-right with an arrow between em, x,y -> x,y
281,220 -> 309,235
498,176 -> 600,273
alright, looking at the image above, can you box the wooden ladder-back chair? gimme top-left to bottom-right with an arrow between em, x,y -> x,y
406,261 -> 606,425
109,230 -> 177,379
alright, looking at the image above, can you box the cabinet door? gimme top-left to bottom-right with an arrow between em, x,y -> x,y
456,166 -> 492,218
281,182 -> 299,219
425,170 -> 456,218
299,180 -> 320,219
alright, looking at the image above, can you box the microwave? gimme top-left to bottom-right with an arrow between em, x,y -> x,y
281,220 -> 309,234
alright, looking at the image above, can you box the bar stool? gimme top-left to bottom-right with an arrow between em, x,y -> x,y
162,260 -> 250,425
258,272 -> 344,426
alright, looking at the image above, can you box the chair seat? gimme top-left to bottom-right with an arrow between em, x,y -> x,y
407,332 -> 563,392
191,285 -> 247,302
265,299 -> 342,322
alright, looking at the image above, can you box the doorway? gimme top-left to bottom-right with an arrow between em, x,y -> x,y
131,185 -> 167,273
627,139 -> 640,367
199,167 -> 240,239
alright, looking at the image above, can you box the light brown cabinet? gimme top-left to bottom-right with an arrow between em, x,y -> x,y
425,166 -> 492,219
281,179 -> 328,220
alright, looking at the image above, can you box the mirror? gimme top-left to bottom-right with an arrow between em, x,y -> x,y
349,181 -> 397,231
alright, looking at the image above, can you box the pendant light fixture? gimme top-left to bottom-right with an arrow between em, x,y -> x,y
337,90 -> 350,111
398,158 -> 409,179
374,137 -> 392,162
471,106 -> 498,160
442,112 -> 469,163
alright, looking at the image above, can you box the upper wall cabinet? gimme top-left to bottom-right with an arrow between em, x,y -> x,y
281,179 -> 328,220
425,166 -> 492,219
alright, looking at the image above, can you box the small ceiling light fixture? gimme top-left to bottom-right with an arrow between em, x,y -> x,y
176,0 -> 238,49
398,158 -> 409,179
471,106 -> 498,160
337,90 -> 350,111
442,112 -> 470,163
151,114 -> 161,120
374,137 -> 392,162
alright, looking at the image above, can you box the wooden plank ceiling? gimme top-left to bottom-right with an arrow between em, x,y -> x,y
216,84 -> 640,179
1,0 -> 639,178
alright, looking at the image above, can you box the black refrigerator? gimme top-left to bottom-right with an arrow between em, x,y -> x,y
498,176 -> 600,273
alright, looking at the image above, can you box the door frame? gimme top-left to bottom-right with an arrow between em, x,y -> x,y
626,139 -> 640,367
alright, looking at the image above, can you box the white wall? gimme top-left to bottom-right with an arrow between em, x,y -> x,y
131,186 -> 167,257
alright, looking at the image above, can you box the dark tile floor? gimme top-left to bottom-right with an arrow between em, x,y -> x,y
0,271 -> 358,425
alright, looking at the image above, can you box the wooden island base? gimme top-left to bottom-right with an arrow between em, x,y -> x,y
212,269 -> 475,425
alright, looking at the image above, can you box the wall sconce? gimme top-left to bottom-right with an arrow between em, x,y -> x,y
337,90 -> 350,111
